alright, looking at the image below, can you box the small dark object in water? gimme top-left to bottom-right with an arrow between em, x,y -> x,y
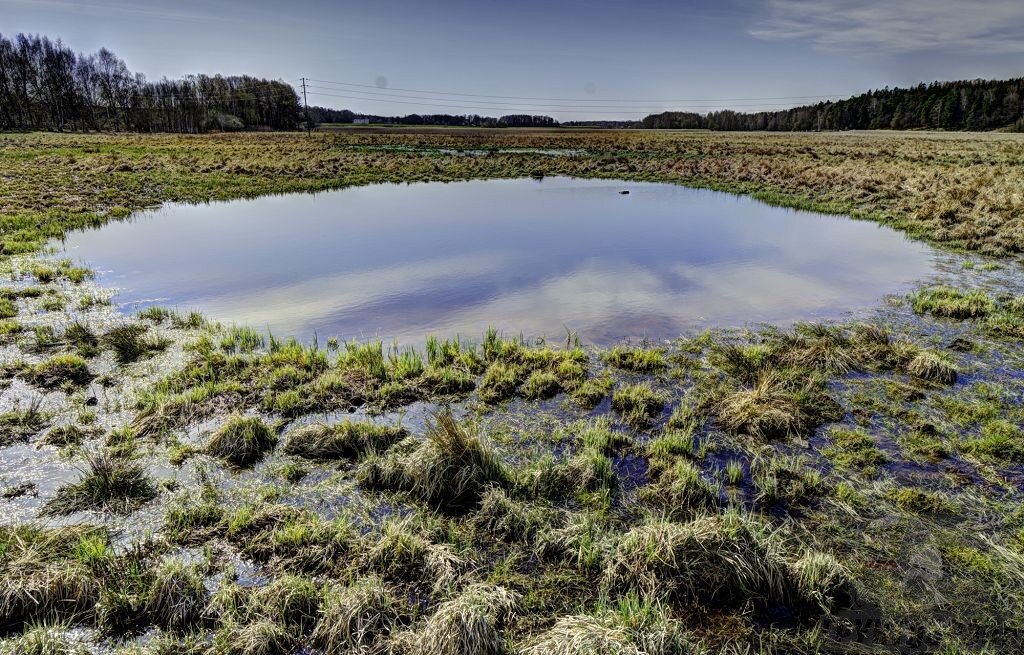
2,481 -> 37,499
948,337 -> 974,352
619,190 -> 630,195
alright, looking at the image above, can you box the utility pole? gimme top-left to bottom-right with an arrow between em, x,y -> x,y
300,77 -> 311,137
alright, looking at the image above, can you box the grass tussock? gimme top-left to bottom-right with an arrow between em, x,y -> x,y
362,517 -> 467,595
312,576 -> 405,653
102,324 -> 170,365
145,560 -> 207,632
611,383 -> 666,427
601,511 -> 855,615
961,419 -> 1024,464
570,374 -> 613,408
409,583 -> 518,655
824,427 -> 887,476
639,459 -> 720,519
43,451 -> 156,515
602,513 -> 795,609
602,347 -> 667,373
910,286 -> 996,319
206,415 -> 277,467
0,526 -> 104,631
22,355 -> 93,390
0,622 -> 87,655
715,370 -> 841,441
906,349 -> 958,384
283,420 -> 406,460
0,398 -> 48,447
360,411 -> 508,511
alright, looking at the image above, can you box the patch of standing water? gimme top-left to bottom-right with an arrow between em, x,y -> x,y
56,177 -> 941,345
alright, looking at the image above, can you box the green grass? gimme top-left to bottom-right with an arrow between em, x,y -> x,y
102,324 -> 170,364
885,486 -> 957,514
601,347 -> 667,372
2,131 -> 1024,652
961,420 -> 1024,464
206,415 -> 278,467
824,427 -> 887,475
283,420 -> 407,460
0,297 -> 19,319
22,354 -> 93,389
910,286 -> 996,319
611,383 -> 666,427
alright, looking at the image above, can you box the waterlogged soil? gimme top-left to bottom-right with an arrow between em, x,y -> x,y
3,135 -> 1024,653
57,178 -> 939,345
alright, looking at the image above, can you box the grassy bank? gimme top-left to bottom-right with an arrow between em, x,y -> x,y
1,130 -> 1024,654
3,129 -> 1024,257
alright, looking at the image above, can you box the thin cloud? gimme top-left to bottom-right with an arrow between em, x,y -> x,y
1,0 -> 233,23
750,0 -> 1024,55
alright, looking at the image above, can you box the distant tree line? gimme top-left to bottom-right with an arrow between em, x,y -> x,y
308,107 -> 557,128
0,33 -> 300,132
641,78 -> 1024,131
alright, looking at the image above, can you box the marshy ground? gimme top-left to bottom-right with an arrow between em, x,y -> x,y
1,129 -> 1024,654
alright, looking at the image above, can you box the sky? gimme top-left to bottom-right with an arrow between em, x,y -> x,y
3,0 -> 1024,120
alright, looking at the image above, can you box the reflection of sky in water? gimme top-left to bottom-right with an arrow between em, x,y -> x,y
58,177 -> 939,345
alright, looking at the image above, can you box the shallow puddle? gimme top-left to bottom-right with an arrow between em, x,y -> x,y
58,177 -> 940,344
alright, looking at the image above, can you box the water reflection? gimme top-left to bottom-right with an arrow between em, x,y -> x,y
58,177 -> 938,344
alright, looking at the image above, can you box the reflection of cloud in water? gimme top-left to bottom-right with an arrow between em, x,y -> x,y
60,178 -> 939,345
195,253 -> 512,334
402,260 -> 851,343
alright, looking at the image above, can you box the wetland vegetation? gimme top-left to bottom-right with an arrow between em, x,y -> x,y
2,129 -> 1024,654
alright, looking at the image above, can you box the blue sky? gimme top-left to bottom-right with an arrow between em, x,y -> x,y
4,0 -> 1023,119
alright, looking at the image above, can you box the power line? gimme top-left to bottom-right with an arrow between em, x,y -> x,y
304,85 -> 821,110
305,90 -> 815,116
306,77 -> 852,104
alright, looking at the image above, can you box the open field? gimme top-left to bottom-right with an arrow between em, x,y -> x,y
1,130 -> 1024,654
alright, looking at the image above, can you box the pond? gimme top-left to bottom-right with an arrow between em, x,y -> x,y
58,177 -> 939,345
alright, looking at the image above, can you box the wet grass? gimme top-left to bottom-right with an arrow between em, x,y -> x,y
2,130 -> 1024,652
283,420 -> 407,461
206,416 -> 278,467
44,450 -> 157,515
20,354 -> 93,390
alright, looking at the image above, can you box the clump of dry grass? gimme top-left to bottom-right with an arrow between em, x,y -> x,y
780,323 -> 858,375
363,517 -> 467,594
602,512 -> 794,609
0,557 -> 99,631
312,576 -> 405,653
1,622 -> 87,655
409,583 -> 518,655
472,486 -> 558,543
521,615 -> 637,655
214,618 -> 293,655
906,349 -> 958,384
283,420 -> 406,460
715,370 -> 840,441
144,560 -> 207,632
790,551 -> 855,612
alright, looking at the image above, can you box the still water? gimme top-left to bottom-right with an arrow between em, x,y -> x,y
59,177 -> 938,344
